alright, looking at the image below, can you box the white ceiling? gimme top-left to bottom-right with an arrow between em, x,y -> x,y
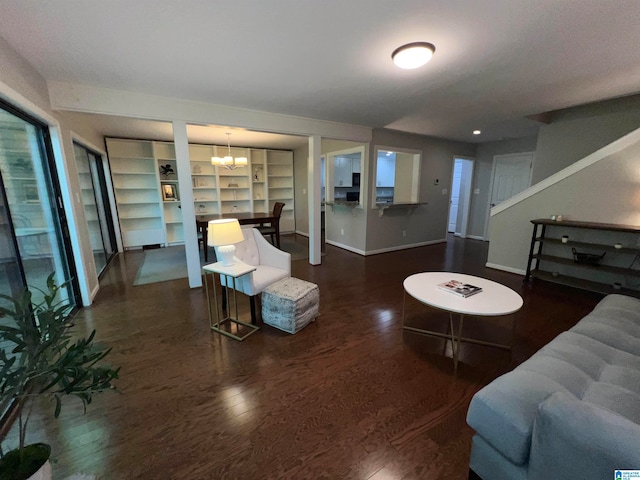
1,0 -> 640,144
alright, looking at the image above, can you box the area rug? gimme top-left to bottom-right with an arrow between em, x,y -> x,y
133,235 -> 321,285
133,246 -> 204,286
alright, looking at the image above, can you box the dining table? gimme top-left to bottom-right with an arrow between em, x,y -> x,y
196,211 -> 279,262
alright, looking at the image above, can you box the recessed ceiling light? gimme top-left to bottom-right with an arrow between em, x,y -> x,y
473,130 -> 481,135
392,42 -> 436,69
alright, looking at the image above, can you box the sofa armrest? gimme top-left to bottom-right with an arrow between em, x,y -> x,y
254,229 -> 291,274
529,391 -> 640,480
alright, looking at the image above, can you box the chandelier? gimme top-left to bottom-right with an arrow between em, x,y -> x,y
211,132 -> 248,170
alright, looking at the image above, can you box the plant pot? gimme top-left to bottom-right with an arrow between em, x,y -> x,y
0,443 -> 51,480
27,460 -> 51,480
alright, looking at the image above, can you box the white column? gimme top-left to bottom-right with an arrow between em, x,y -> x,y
308,135 -> 322,265
172,121 -> 201,288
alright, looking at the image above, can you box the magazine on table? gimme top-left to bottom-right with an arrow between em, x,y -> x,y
437,279 -> 483,298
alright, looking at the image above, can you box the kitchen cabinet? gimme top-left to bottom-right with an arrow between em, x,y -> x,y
376,156 -> 395,187
334,157 -> 352,187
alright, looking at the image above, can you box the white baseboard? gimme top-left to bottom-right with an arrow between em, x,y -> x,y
325,240 -> 366,255
467,235 -> 487,241
295,230 -> 309,237
364,239 -> 447,256
89,283 -> 100,304
485,262 -> 526,276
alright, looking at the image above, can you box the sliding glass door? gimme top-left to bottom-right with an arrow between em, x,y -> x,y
73,142 -> 116,276
0,101 -> 78,307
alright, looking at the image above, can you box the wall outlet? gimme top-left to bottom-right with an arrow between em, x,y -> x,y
442,188 -> 448,195
402,230 -> 407,237
474,188 -> 480,194
302,188 -> 307,194
340,228 -> 344,236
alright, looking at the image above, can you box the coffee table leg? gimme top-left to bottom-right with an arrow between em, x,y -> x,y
402,290 -> 407,327
449,313 -> 465,373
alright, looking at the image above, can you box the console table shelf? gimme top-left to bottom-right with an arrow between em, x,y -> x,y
525,219 -> 640,296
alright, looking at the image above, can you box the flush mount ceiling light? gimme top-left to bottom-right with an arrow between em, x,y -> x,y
392,42 -> 436,69
211,132 -> 248,170
473,130 -> 482,135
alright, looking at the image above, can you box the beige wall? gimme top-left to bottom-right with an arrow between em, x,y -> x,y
533,96 -> 640,184
487,131 -> 640,273
294,131 -> 476,254
0,37 -> 100,303
365,129 -> 475,253
470,136 -> 538,239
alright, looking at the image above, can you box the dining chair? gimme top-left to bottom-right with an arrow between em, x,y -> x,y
258,202 -> 285,248
197,223 -> 209,262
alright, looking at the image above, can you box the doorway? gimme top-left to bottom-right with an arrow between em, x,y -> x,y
448,157 -> 474,237
73,142 -> 118,276
485,151 -> 534,238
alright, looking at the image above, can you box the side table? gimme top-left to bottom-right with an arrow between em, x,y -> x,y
203,261 -> 259,341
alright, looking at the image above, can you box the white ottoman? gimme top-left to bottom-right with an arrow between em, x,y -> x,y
261,277 -> 319,334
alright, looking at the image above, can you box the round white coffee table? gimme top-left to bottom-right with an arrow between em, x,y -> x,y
402,272 -> 523,371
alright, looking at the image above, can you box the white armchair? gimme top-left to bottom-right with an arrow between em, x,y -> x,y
215,227 -> 291,324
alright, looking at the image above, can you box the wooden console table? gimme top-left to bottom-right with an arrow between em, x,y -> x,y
524,219 -> 640,297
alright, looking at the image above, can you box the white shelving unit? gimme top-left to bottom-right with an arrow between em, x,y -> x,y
217,145 -> 251,215
190,144 -> 217,215
107,138 -> 296,248
250,149 -> 267,213
154,142 -> 183,245
107,139 -> 165,248
266,150 -> 295,232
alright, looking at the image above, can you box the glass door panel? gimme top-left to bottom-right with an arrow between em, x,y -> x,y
0,107 -> 76,307
0,170 -> 23,306
73,143 -> 116,276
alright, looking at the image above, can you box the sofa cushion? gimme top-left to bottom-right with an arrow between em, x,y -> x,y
529,391 -> 640,480
468,304 -> 640,467
467,293 -> 640,473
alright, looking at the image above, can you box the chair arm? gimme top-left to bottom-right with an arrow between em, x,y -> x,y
253,229 -> 291,274
529,391 -> 640,480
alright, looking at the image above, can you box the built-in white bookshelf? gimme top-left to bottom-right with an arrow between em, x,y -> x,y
250,149 -> 267,213
106,138 -> 295,248
267,150 -> 295,232
154,142 -> 183,245
107,139 -> 165,248
190,144 -> 217,215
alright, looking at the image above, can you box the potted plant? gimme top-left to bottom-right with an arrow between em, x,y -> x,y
0,274 -> 119,480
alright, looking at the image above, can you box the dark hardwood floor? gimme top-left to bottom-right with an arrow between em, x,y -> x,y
5,235 -> 602,479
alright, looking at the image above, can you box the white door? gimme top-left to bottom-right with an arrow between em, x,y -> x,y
448,157 -> 474,237
448,160 -> 462,232
490,153 -> 533,208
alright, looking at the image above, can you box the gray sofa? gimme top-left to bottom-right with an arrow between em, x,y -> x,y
466,294 -> 640,480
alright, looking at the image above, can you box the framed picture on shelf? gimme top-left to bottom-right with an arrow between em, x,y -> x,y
162,184 -> 178,201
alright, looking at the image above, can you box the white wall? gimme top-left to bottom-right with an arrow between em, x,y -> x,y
487,129 -> 640,274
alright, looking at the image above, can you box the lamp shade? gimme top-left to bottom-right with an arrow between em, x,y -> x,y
207,219 -> 244,247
